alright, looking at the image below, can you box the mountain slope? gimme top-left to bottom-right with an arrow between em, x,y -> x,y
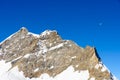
0,27 -> 118,80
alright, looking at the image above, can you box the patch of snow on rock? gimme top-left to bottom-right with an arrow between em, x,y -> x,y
41,30 -> 56,36
28,32 -> 39,38
49,43 -> 64,51
90,77 -> 95,80
112,76 -> 118,80
34,68 -> 39,72
11,56 -> 22,62
76,65 -> 79,68
95,63 -> 101,69
95,62 -> 107,72
49,66 -> 54,69
24,54 -> 31,58
71,56 -> 77,59
101,64 -> 107,72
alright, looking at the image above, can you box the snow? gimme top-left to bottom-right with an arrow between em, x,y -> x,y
94,63 -> 118,80
40,30 -> 56,36
49,43 -> 52,46
49,43 -> 64,51
71,56 -> 77,59
0,50 -> 2,55
54,66 -> 89,80
95,62 -> 107,72
49,66 -> 54,69
0,60 -> 12,76
95,63 -> 101,69
37,41 -> 48,54
29,66 -> 90,80
42,46 -> 48,53
0,48 -> 2,55
24,54 -> 31,58
36,42 -> 64,55
90,77 -> 95,80
112,76 -> 118,80
28,32 -> 39,38
0,60 -> 26,80
5,66 -> 26,80
0,62 -> 90,80
101,64 -> 107,72
34,68 -> 39,72
11,56 -> 22,62
0,53 -> 2,55
75,65 -> 79,68
0,60 -> 117,80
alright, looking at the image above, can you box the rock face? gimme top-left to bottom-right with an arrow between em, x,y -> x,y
0,27 -> 117,80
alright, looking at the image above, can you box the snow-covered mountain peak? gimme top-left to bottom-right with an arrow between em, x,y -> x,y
20,27 -> 28,32
0,27 -> 118,80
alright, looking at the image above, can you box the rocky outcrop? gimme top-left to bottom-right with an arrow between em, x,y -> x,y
0,27 -> 116,80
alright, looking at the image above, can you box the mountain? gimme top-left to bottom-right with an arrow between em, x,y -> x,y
0,27 -> 118,80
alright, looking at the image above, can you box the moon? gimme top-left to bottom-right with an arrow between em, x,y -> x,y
98,22 -> 103,26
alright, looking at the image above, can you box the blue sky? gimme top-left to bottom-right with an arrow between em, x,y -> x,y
0,0 -> 120,79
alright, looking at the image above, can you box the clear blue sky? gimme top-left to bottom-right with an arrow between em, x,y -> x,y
0,0 -> 120,79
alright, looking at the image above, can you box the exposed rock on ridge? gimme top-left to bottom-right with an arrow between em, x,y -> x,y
0,27 -> 117,80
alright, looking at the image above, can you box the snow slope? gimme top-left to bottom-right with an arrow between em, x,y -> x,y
0,60 -> 92,80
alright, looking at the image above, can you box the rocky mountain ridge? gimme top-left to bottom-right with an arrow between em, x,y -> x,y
0,27 -> 117,80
